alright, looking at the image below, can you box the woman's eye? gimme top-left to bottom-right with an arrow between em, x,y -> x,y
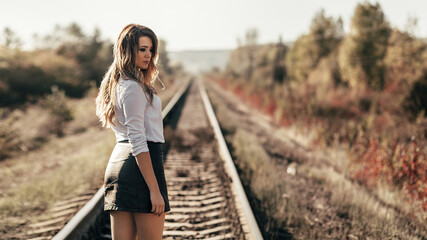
139,48 -> 153,53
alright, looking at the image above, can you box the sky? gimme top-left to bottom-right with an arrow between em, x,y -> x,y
1,0 -> 426,52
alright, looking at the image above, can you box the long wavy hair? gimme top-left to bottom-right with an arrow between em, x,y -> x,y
95,24 -> 165,128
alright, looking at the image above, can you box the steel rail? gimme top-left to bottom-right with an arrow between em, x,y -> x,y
197,77 -> 264,240
52,78 -> 193,240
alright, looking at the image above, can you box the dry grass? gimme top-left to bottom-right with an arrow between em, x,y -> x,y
206,80 -> 427,239
0,78 -> 184,237
303,166 -> 426,239
0,83 -> 100,160
0,126 -> 115,236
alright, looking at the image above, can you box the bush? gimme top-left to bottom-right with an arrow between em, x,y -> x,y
41,85 -> 73,137
0,65 -> 57,106
0,119 -> 20,160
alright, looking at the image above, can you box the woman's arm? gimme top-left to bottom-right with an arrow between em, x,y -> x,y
136,152 -> 160,192
135,151 -> 164,215
121,82 -> 165,215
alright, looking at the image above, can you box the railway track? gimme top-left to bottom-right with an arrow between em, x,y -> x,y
27,77 -> 262,239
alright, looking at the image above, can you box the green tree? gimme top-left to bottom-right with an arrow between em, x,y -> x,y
55,24 -> 112,85
35,23 -> 112,85
286,34 -> 318,82
286,9 -> 343,82
384,29 -> 427,93
310,10 -> 343,59
338,2 -> 391,90
384,25 -> 427,117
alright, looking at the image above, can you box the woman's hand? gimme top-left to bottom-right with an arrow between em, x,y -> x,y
150,190 -> 165,216
135,151 -> 165,216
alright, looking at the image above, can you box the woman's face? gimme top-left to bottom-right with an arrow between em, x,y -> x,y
135,36 -> 153,70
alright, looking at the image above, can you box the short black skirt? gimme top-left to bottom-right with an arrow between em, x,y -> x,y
104,140 -> 170,213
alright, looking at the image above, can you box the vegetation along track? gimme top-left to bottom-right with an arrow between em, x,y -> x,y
25,78 -> 262,240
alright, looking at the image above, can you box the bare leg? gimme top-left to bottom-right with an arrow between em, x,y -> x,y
133,212 -> 165,240
110,211 -> 137,240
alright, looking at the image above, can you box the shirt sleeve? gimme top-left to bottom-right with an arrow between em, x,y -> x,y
121,82 -> 149,155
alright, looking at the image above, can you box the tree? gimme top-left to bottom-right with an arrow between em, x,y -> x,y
338,2 -> 391,90
0,27 -> 22,49
384,29 -> 426,93
225,28 -> 259,81
286,9 -> 343,82
286,34 -> 318,82
384,21 -> 427,117
310,10 -> 343,59
38,23 -> 113,87
272,36 -> 287,84
245,28 -> 258,81
404,75 -> 427,118
158,39 -> 172,74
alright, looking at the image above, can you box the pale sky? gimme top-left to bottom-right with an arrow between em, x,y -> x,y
1,0 -> 426,51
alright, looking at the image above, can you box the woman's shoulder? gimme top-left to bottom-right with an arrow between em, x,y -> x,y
119,77 -> 139,87
117,78 -> 148,100
118,78 -> 144,93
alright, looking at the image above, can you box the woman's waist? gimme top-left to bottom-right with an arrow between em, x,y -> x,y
113,129 -> 164,144
117,139 -> 163,144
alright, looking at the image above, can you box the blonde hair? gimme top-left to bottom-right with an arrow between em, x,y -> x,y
95,24 -> 165,128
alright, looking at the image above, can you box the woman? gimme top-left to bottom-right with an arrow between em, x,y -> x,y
95,24 -> 170,240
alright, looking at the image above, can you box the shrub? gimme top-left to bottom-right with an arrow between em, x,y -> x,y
0,65 -> 57,106
0,119 -> 20,160
41,85 -> 73,137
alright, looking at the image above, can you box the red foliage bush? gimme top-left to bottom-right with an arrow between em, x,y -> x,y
353,138 -> 387,186
248,92 -> 262,110
353,137 -> 427,211
390,139 -> 427,211
265,97 -> 277,117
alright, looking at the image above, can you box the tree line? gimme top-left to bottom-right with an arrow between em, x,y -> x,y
226,2 -> 427,118
0,23 -> 174,108
220,2 -> 427,212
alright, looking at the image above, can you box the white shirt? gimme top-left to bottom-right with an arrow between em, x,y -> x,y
111,77 -> 165,156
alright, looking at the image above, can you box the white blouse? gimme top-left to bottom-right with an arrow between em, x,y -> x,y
111,77 -> 165,156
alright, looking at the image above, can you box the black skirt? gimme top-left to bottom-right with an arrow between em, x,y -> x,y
104,140 -> 170,213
